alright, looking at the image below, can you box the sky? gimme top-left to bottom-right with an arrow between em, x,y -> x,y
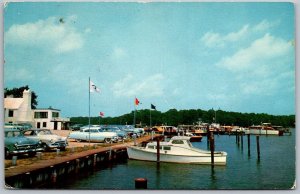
3,2 -> 295,118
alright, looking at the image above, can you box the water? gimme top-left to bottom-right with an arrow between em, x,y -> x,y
51,129 -> 295,190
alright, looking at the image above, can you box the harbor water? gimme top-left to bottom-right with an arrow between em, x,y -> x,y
49,129 -> 295,190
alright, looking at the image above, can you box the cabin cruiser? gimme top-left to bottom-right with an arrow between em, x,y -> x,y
127,136 -> 227,165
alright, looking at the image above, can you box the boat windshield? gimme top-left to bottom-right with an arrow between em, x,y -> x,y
187,141 -> 193,148
171,140 -> 184,144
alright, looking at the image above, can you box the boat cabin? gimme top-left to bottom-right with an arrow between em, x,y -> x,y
146,136 -> 193,151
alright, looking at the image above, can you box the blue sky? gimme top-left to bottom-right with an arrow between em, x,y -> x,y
4,2 -> 295,117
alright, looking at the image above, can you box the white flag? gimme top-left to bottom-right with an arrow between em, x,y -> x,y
90,80 -> 100,93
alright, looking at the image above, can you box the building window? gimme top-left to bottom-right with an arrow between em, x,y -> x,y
34,112 -> 48,118
8,110 -> 14,117
43,122 -> 47,128
37,122 -> 41,128
52,112 -> 59,118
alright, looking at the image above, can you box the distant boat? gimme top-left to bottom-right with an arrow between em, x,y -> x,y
127,136 -> 227,165
184,131 -> 202,142
152,125 -> 178,136
246,123 -> 284,136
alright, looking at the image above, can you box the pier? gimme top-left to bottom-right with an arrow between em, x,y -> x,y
5,135 -> 157,188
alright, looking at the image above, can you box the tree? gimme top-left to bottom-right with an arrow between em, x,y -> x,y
4,85 -> 38,109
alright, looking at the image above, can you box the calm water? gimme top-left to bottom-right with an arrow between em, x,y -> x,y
51,129 -> 295,190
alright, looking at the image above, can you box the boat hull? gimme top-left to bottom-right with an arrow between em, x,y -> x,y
127,146 -> 226,165
245,129 -> 282,136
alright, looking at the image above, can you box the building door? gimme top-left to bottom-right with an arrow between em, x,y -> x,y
54,121 -> 58,130
37,122 -> 40,128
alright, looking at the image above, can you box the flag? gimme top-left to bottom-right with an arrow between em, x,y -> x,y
100,112 -> 104,117
151,104 -> 156,110
135,97 -> 140,106
90,80 -> 100,93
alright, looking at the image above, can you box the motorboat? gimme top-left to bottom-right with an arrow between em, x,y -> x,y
246,123 -> 284,136
127,136 -> 227,165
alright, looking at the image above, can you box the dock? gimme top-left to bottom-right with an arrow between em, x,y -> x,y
5,135 -> 157,188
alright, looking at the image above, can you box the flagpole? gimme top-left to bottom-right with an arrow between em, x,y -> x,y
88,77 -> 91,146
133,97 -> 136,127
150,107 -> 152,129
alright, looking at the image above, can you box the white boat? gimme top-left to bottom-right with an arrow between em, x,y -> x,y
246,123 -> 283,136
127,136 -> 227,165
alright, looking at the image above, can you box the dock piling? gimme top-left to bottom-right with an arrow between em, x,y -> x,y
37,152 -> 42,160
247,134 -> 250,156
135,178 -> 147,189
241,132 -> 244,149
156,138 -> 160,163
133,134 -> 137,146
210,131 -> 215,167
93,154 -> 97,167
256,135 -> 260,160
12,156 -> 17,166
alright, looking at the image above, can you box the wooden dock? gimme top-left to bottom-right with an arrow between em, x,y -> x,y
5,135 -> 157,188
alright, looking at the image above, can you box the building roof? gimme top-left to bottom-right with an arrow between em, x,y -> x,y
34,107 -> 61,112
4,98 -> 24,109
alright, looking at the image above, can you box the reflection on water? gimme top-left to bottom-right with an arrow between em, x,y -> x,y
44,129 -> 295,190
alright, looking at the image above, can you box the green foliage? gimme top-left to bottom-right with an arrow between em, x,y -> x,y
70,108 -> 295,128
4,85 -> 38,109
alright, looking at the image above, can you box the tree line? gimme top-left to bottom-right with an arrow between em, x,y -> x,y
71,108 -> 295,128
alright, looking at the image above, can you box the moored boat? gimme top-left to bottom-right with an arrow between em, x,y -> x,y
246,123 -> 284,136
127,136 -> 227,165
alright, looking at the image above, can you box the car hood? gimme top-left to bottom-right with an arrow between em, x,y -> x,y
5,136 -> 39,145
38,134 -> 67,141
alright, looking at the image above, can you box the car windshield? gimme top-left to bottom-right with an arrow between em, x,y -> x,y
102,128 -> 117,132
5,131 -> 22,138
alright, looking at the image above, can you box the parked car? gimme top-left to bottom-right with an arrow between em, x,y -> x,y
4,123 -> 28,131
69,124 -> 83,131
17,123 -> 33,130
22,129 -> 68,151
121,125 -> 144,137
68,127 -> 118,143
5,128 -> 44,159
100,126 -> 128,141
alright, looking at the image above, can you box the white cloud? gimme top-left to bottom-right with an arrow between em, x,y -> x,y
201,25 -> 249,48
200,19 -> 279,49
216,33 -> 293,95
112,47 -> 127,59
5,16 -> 84,53
113,73 -> 165,97
216,33 -> 292,72
5,67 -> 34,81
253,19 -> 280,32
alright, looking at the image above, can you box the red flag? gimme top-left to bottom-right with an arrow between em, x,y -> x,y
100,112 -> 104,117
135,97 -> 140,106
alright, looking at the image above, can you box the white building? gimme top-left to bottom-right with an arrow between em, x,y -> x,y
33,107 -> 70,130
4,89 -> 33,124
4,89 -> 70,130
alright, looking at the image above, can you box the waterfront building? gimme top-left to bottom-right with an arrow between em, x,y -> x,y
4,89 -> 70,130
33,107 -> 70,130
4,89 -> 32,124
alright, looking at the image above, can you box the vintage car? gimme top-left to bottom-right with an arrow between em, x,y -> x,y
100,126 -> 128,141
69,123 -> 84,131
23,128 -> 68,151
5,128 -> 44,159
121,125 -> 144,137
68,127 -> 118,143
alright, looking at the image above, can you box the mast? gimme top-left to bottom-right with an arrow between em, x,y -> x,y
88,77 -> 91,146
